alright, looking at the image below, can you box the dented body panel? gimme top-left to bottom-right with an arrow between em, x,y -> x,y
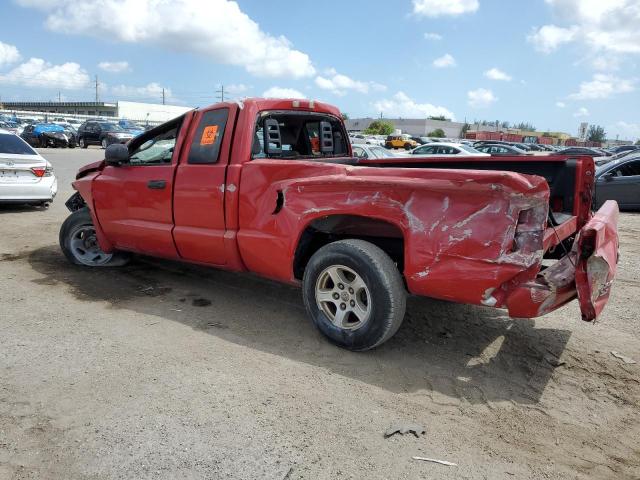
67,98 -> 619,322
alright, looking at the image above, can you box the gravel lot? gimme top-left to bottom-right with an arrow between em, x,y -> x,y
1,148 -> 639,479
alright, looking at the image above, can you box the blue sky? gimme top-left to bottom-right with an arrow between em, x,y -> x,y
0,0 -> 638,140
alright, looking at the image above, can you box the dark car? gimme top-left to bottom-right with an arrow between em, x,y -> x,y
557,147 -> 606,156
20,123 -> 74,148
594,154 -> 640,210
410,136 -> 431,145
610,145 -> 640,154
77,121 -> 134,149
474,143 -> 529,155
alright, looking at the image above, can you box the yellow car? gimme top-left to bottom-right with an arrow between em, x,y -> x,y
385,134 -> 417,150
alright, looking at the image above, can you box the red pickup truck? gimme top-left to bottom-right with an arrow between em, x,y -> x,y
60,98 -> 619,351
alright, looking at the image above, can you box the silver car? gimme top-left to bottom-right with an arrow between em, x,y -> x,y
351,144 -> 400,159
0,129 -> 57,206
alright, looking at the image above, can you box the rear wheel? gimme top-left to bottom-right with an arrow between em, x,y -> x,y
59,208 -> 129,267
101,138 -> 108,149
404,143 -> 412,150
302,239 -> 406,351
79,137 -> 87,149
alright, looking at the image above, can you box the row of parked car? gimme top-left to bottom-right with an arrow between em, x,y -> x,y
0,114 -> 147,149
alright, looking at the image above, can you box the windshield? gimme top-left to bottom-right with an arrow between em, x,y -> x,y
459,144 -> 483,154
0,133 -> 37,155
100,123 -> 123,131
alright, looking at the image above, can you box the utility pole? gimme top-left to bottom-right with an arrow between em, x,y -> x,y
216,84 -> 225,102
95,75 -> 99,103
58,91 -> 61,102
162,88 -> 165,105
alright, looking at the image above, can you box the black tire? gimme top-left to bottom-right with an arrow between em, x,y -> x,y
101,138 -> 108,149
39,136 -> 48,148
302,239 -> 406,351
79,137 -> 88,149
404,143 -> 412,150
59,207 -> 129,267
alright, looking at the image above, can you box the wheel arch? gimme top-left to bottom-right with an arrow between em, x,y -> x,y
292,214 -> 405,280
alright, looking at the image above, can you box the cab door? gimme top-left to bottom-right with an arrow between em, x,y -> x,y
172,105 -> 236,265
92,116 -> 185,258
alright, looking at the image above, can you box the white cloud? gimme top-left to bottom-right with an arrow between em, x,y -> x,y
484,67 -> 511,81
225,83 -> 251,96
372,91 -> 454,120
0,57 -> 90,89
589,56 -> 621,71
0,41 -> 21,67
556,101 -> 566,108
111,82 -> 172,101
262,87 -> 306,99
424,32 -> 442,40
573,107 -> 589,117
17,0 -> 315,79
413,0 -> 478,17
467,88 -> 497,108
568,74 -> 636,100
609,121 -> 640,140
529,1 -> 640,57
98,61 -> 130,73
527,25 -> 578,53
432,53 -> 456,68
314,68 -> 386,96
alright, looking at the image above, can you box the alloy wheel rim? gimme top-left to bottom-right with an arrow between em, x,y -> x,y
315,264 -> 371,331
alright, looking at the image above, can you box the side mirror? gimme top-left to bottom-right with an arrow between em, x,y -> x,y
105,143 -> 129,166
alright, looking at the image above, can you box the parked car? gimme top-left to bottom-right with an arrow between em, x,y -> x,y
77,121 -> 134,149
557,147 -> 607,156
0,121 -> 20,135
118,120 -> 145,138
410,142 -> 490,157
0,129 -> 57,206
352,144 -> 400,159
410,136 -> 431,145
594,155 -> 640,210
474,143 -> 530,155
385,134 -> 417,150
59,98 -> 618,351
20,123 -> 74,148
610,145 -> 639,154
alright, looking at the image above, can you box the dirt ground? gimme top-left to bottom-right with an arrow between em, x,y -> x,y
1,148 -> 639,479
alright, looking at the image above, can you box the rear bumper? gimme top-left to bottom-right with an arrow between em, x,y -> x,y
0,176 -> 58,202
504,201 -> 619,320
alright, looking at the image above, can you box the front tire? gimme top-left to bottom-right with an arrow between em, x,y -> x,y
79,137 -> 87,149
101,138 -> 108,149
302,239 -> 406,351
59,208 -> 129,267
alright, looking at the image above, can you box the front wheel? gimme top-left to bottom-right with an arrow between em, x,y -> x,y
302,239 -> 406,351
404,143 -> 412,150
79,137 -> 87,149
59,208 -> 129,267
101,138 -> 108,149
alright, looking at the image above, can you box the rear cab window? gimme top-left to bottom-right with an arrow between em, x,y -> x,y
251,111 -> 348,160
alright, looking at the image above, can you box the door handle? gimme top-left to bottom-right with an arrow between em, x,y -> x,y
147,180 -> 166,189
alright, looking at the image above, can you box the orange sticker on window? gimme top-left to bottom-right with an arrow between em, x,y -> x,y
200,125 -> 219,145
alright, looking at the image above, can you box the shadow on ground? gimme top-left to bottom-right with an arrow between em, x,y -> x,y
27,245 -> 571,405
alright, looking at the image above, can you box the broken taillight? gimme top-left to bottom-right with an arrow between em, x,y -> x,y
31,166 -> 53,177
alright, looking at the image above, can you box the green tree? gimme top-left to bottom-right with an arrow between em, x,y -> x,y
514,122 -> 536,131
428,115 -> 451,121
427,128 -> 446,138
460,122 -> 471,138
587,125 -> 606,143
364,120 -> 394,136
341,112 -> 349,121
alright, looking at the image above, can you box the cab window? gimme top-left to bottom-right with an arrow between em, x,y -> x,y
128,117 -> 182,166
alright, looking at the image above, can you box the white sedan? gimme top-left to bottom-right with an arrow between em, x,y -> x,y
0,129 -> 57,206
410,142 -> 490,157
